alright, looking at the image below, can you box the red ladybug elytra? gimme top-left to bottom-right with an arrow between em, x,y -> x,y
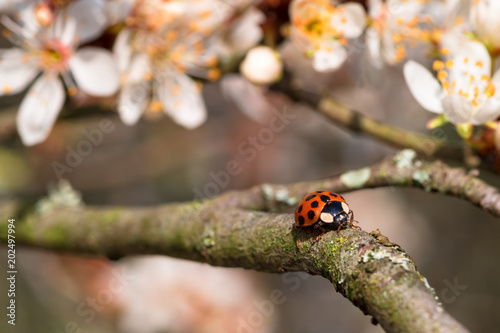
295,191 -> 355,232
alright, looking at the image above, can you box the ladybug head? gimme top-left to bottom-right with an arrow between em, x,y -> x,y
319,200 -> 350,224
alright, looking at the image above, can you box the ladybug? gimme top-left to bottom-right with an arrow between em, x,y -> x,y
295,191 -> 355,232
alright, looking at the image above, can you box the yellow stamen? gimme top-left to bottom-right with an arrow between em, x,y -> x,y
150,100 -> 162,113
208,68 -> 221,81
67,87 -> 77,96
437,70 -> 447,82
485,82 -> 496,98
433,60 -> 444,70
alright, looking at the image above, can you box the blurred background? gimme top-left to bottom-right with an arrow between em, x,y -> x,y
1,0 -> 500,332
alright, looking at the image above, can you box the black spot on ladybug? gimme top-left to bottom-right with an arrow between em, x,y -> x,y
329,192 -> 338,197
316,191 -> 323,193
307,210 -> 315,219
298,216 -> 305,226
320,195 -> 330,203
305,194 -> 316,201
298,205 -> 303,213
311,201 -> 319,208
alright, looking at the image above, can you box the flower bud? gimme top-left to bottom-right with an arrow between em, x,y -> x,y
35,3 -> 54,26
240,46 -> 283,85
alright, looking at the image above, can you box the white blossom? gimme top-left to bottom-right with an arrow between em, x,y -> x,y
366,0 -> 435,68
289,0 -> 366,72
115,0 -> 263,127
404,39 -> 500,125
0,2 -> 119,145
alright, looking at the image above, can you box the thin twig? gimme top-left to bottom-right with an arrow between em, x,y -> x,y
224,149 -> 500,217
269,75 -> 464,160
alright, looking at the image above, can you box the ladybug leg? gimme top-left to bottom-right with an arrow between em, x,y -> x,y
312,233 -> 324,243
347,211 -> 361,230
312,224 -> 326,243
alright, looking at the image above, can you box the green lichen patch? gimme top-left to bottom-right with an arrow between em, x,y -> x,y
340,167 -> 371,189
262,184 -> 274,199
36,180 -> 83,215
394,149 -> 417,169
413,170 -> 430,185
261,184 -> 299,206
360,247 -> 416,272
201,227 -> 216,248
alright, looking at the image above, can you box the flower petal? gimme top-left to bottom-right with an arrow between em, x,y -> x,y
441,94 -> 473,124
443,40 -> 491,99
473,69 -> 500,124
471,0 -> 500,49
368,0 -> 383,17
69,47 -> 120,96
105,0 -> 133,25
221,74 -> 271,123
380,28 -> 399,65
155,70 -> 207,129
113,28 -> 132,74
67,0 -> 107,44
474,98 -> 500,124
59,16 -> 78,46
0,0 -> 19,12
126,54 -> 151,85
118,81 -> 150,125
17,75 -> 64,146
365,28 -> 383,69
403,60 -> 443,114
289,26 -> 313,52
313,41 -> 346,72
16,3 -> 41,36
223,8 -> 264,55
331,3 -> 366,39
387,0 -> 423,21
0,48 -> 39,95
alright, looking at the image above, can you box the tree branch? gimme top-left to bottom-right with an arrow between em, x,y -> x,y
270,75 -> 464,160
1,200 -> 467,332
222,149 -> 500,218
2,149 -> 492,332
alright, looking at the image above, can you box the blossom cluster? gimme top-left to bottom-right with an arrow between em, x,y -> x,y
4,0 -> 500,146
0,0 -> 263,145
288,0 -> 500,139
